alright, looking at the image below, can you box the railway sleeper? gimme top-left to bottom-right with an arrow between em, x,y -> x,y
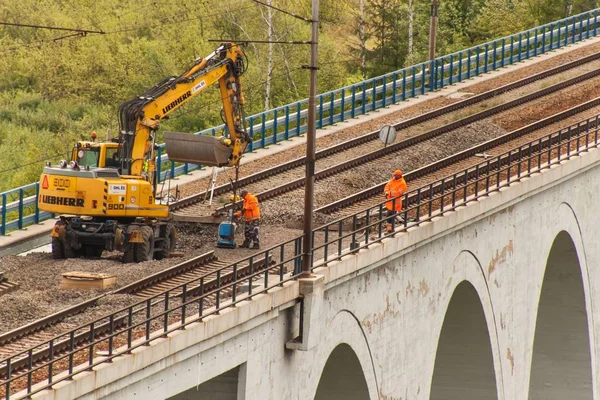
0,273 -> 18,297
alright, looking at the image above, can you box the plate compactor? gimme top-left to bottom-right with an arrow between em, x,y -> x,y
217,210 -> 238,248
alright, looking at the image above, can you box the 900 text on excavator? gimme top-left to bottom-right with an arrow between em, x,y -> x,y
37,42 -> 249,263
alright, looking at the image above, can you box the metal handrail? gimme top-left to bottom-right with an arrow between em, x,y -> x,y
311,117 -> 599,268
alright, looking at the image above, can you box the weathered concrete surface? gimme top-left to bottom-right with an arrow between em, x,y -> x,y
27,146 -> 600,399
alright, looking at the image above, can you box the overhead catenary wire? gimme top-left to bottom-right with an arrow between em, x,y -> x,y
2,1 -> 254,53
0,21 -> 104,34
0,153 -> 65,175
248,0 -> 312,22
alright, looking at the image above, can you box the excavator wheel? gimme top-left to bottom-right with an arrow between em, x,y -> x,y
51,237 -> 65,259
123,225 -> 154,263
135,226 -> 154,262
51,221 -> 76,259
156,224 -> 176,260
122,225 -> 137,263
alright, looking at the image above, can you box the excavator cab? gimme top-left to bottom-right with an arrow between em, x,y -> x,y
72,142 -> 120,169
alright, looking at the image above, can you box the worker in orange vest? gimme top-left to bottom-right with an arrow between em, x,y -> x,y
234,189 -> 261,249
383,169 -> 407,232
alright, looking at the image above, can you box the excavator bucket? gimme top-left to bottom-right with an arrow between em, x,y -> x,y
164,131 -> 233,167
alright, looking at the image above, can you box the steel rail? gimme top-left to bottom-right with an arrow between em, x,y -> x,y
0,252 -> 216,376
0,234 -> 301,399
0,253 -> 215,348
0,250 -> 274,380
114,252 -> 216,295
0,296 -> 104,347
333,123 -> 595,231
316,96 -> 600,215
311,115 -> 600,268
3,52 -> 600,399
0,315 -> 127,377
213,66 -> 600,214
170,50 -> 600,212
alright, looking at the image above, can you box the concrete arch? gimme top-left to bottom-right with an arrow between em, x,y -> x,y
523,201 -> 597,398
314,343 -> 370,400
430,280 -> 499,399
427,250 -> 503,400
307,310 -> 379,400
528,228 -> 593,399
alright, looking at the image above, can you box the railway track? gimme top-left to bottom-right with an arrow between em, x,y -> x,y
307,112 -> 600,272
172,51 -> 600,220
0,251 -> 272,377
316,98 -> 600,221
3,110 -> 595,398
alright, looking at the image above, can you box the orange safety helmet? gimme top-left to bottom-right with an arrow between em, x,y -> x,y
393,169 -> 403,177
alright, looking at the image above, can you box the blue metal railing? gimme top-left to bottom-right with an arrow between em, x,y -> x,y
0,183 -> 53,235
3,9 -> 600,234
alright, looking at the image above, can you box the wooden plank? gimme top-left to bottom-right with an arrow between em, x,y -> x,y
61,272 -> 117,290
0,281 -> 18,296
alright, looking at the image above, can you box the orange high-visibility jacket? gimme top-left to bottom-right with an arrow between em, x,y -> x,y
384,177 -> 407,211
235,193 -> 261,221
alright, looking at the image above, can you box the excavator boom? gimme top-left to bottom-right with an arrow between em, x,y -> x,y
118,42 -> 249,179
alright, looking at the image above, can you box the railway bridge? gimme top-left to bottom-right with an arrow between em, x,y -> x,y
23,114 -> 600,400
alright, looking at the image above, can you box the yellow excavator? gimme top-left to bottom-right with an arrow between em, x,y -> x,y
38,42 -> 249,262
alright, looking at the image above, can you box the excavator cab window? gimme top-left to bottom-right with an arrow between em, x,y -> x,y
104,147 -> 120,168
75,147 -> 100,168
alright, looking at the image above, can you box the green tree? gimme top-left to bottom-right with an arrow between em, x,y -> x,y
366,0 -> 408,76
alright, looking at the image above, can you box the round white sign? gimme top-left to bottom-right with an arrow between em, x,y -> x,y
378,125 -> 397,145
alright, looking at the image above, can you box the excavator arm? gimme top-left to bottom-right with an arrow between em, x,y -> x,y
117,42 -> 249,179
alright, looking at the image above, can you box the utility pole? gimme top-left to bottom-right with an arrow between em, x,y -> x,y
429,0 -> 438,61
301,0 -> 319,277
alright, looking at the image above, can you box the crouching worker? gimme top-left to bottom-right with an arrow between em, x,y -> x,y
234,189 -> 261,249
383,169 -> 407,233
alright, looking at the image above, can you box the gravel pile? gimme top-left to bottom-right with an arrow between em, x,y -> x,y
52,294 -> 139,332
0,217 -> 309,335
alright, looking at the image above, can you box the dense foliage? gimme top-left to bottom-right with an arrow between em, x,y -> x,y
0,0 -> 598,190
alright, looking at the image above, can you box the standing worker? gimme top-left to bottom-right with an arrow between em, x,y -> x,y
383,169 -> 408,233
235,189 -> 261,249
